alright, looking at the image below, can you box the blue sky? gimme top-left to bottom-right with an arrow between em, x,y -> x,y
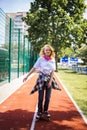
84,0 -> 87,19
0,0 -> 87,19
0,0 -> 34,13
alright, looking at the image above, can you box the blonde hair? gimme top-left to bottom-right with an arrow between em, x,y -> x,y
39,44 -> 55,58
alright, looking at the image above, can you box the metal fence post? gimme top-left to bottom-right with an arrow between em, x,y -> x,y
8,18 -> 12,82
28,39 -> 30,71
23,35 -> 25,74
17,29 -> 20,78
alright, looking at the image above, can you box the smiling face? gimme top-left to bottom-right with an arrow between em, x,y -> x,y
40,44 -> 55,58
44,46 -> 52,57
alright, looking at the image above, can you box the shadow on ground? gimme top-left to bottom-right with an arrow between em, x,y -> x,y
35,109 -> 87,130
0,105 -> 87,130
0,109 -> 33,130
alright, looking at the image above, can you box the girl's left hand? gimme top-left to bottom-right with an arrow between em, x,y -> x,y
48,81 -> 52,88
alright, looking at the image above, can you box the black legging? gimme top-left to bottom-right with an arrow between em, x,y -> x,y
38,82 -> 52,112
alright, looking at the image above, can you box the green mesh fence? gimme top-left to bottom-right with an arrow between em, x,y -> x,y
0,8 -> 37,83
0,8 -> 9,82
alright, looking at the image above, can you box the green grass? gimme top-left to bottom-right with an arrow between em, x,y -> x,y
57,68 -> 87,117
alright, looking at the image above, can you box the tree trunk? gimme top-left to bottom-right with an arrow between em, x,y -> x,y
55,51 -> 58,72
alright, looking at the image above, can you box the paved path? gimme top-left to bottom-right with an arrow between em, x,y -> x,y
0,73 -> 87,130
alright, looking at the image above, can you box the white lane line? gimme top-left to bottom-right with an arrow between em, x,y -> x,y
55,73 -> 87,125
30,105 -> 38,130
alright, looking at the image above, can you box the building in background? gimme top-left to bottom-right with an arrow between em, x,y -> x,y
0,8 -> 10,81
7,12 -> 28,35
0,8 -> 10,48
7,12 -> 28,45
7,12 -> 29,74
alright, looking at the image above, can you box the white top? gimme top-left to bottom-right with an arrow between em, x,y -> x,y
33,57 -> 56,75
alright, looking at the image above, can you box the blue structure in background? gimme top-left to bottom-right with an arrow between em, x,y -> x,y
69,57 -> 78,64
60,57 -> 87,74
61,57 -> 68,63
61,57 -> 78,65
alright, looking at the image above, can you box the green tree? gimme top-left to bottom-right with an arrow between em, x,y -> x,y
80,19 -> 87,46
75,44 -> 87,64
23,0 -> 86,69
60,47 -> 75,58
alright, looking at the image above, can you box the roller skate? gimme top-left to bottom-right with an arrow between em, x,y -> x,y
42,111 -> 50,121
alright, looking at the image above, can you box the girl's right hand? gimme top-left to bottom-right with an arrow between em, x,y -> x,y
23,77 -> 28,82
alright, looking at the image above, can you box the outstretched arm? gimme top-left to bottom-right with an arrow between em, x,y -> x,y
23,67 -> 36,82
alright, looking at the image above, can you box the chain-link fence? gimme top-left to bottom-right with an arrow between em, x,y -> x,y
0,8 -> 37,84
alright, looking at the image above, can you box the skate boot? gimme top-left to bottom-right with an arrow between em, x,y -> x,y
43,111 -> 50,120
36,111 -> 42,120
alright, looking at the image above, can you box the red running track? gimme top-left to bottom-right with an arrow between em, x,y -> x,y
0,74 -> 87,130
